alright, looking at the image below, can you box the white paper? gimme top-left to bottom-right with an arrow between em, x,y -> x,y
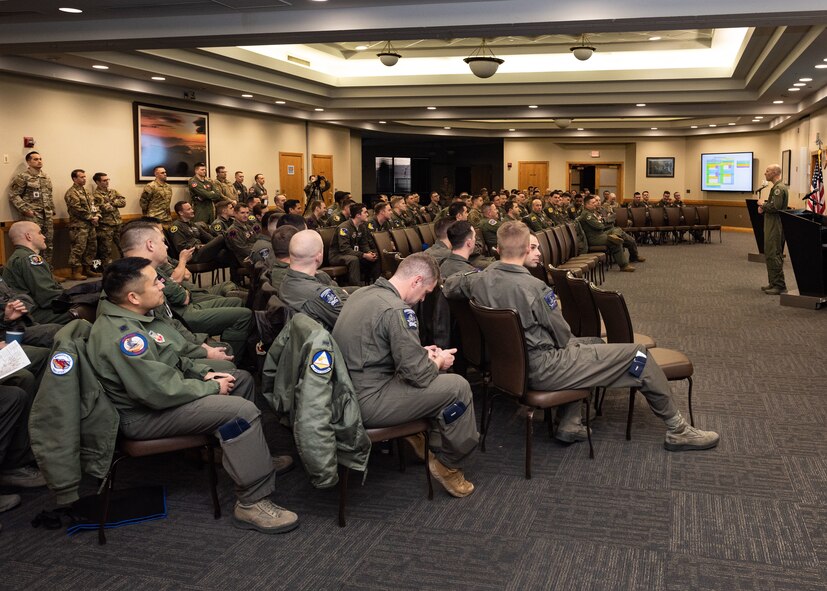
0,340 -> 32,381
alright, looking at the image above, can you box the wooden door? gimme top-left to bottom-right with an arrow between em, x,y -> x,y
518,161 -> 549,192
312,154 -> 334,206
279,152 -> 304,204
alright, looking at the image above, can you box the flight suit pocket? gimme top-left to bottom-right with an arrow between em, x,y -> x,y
220,419 -> 273,488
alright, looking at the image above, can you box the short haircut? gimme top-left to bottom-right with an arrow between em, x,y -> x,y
583,194 -> 598,204
92,172 -> 107,184
246,195 -> 261,206
235,170 -> 243,176
447,220 -> 474,250
120,221 -> 162,254
103,257 -> 153,304
276,214 -> 307,230
284,199 -> 299,213
505,199 -> 518,213
482,202 -> 498,215
447,202 -> 467,219
71,169 -> 85,179
497,221 -> 530,259
334,191 -> 348,203
252,203 -> 265,218
271,226 -> 299,257
153,166 -> 165,175
348,202 -> 366,218
434,217 -> 454,240
390,197 -> 403,209
395,252 -> 439,284
25,151 -> 40,162
307,200 -> 325,214
173,200 -> 189,215
215,200 -> 232,215
634,191 -> 641,197
254,173 -> 264,182
374,201 -> 390,216
215,166 -> 225,174
194,161 -> 206,169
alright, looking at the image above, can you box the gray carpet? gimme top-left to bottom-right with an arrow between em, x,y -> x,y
2,231 -> 825,590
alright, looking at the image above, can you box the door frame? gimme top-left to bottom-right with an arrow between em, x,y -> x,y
566,161 -> 624,200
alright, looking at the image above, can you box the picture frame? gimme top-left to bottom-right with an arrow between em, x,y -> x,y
134,102 -> 209,183
781,149 -> 791,185
646,157 -> 675,178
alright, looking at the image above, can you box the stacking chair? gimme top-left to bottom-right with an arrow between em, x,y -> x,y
390,228 -> 412,257
589,285 -> 695,439
695,206 -> 721,242
403,227 -> 424,253
417,223 -> 436,246
628,207 -> 654,243
372,231 -> 402,278
339,420 -> 433,527
649,208 -> 673,244
315,227 -> 349,281
470,300 -> 593,478
564,222 -> 608,276
665,207 -> 690,243
98,435 -> 220,545
614,207 -> 630,230
547,266 -> 582,336
550,226 -> 601,284
537,230 -> 587,282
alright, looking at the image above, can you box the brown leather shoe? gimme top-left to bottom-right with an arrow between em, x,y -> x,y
428,455 -> 474,497
403,433 -> 426,462
620,265 -> 636,273
84,267 -> 102,278
70,267 -> 87,280
633,256 -> 646,263
272,455 -> 295,476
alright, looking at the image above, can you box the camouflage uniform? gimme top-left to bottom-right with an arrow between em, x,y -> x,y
64,184 -> 98,269
139,180 -> 173,223
94,187 -> 126,263
214,179 -> 238,202
8,168 -> 56,263
467,207 -> 483,229
188,176 -> 222,224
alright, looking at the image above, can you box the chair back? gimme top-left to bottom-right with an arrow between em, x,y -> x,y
447,298 -> 484,368
650,207 -> 669,228
547,266 -> 580,336
589,285 -> 635,344
681,206 -> 698,225
390,228 -> 411,257
614,207 -> 629,228
550,226 -> 570,262
469,300 -> 527,400
372,230 -> 396,254
566,274 -> 601,338
404,227 -> 424,252
533,231 -> 554,268
163,228 -> 180,259
418,223 -> 436,245
629,207 -> 648,228
696,206 -> 709,225
316,227 -> 338,265
665,206 -> 683,226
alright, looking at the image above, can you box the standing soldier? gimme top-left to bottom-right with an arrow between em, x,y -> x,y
140,166 -> 173,224
757,164 -> 788,295
8,151 -> 57,265
188,162 -> 222,224
64,169 -> 100,280
214,166 -> 238,202
92,172 -> 126,265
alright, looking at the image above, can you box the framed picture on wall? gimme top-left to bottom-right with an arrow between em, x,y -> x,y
781,149 -> 791,185
646,157 -> 675,178
133,102 -> 209,183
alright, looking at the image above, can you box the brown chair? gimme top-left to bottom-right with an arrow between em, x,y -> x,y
649,207 -> 673,244
550,226 -> 599,283
470,300 -> 593,478
537,230 -> 587,281
403,227 -> 424,253
372,231 -> 402,278
390,228 -> 412,257
614,207 -> 630,229
589,285 -> 694,439
563,222 -> 608,276
417,223 -> 436,246
695,206 -> 721,242
338,419 -> 433,527
628,207 -> 654,243
547,266 -> 582,336
665,207 -> 690,243
315,227 -> 349,281
98,435 -> 220,545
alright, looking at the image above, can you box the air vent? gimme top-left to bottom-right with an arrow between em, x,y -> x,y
287,55 -> 310,67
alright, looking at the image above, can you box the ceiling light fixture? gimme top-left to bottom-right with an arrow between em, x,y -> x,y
379,121 -> 387,124
508,128 -> 516,132
59,7 -> 82,13
649,36 -> 662,41
799,77 -> 813,82
528,105 -> 538,109
570,34 -> 596,61
773,100 -> 784,104
788,87 -> 800,92
709,124 -> 717,127
151,76 -> 166,81
636,103 -> 646,107
355,45 -> 368,51
314,108 -> 324,112
793,82 -> 806,87
444,126 -> 452,130
555,118 -> 572,128
92,64 -> 109,70
275,100 -> 285,104
651,127 -> 658,130
427,106 -> 437,110
816,63 -> 827,69
576,127 -> 584,131
754,116 -> 764,119
377,41 -> 401,67
690,125 -> 698,129
463,39 -> 504,79
728,122 -> 736,126
241,94 -> 253,98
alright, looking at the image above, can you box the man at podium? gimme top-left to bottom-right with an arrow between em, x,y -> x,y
757,164 -> 788,295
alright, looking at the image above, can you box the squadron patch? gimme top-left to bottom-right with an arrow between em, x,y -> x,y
120,333 -> 148,356
319,288 -> 341,308
50,352 -> 74,375
170,225 -> 178,233
212,223 -> 223,233
191,182 -> 198,188
228,230 -> 237,239
774,188 -> 780,195
488,219 -> 498,226
402,308 -> 419,329
147,330 -> 165,344
544,290 -> 559,310
310,350 -> 333,375
258,247 -> 270,261
28,254 -> 44,266
339,227 -> 349,236
248,214 -> 257,222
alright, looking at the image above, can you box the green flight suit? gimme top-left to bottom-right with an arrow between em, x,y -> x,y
480,217 -> 502,251
763,181 -> 788,290
2,246 -> 72,325
169,218 -> 225,263
525,212 -> 551,232
279,268 -> 348,331
188,176 -> 222,224
329,219 -> 378,286
578,210 -> 629,268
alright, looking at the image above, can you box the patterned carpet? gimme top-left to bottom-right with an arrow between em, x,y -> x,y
2,231 -> 825,591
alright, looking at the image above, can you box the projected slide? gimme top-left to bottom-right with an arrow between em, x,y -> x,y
701,152 -> 753,192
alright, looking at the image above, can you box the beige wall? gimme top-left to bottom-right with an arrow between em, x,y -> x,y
349,132 -> 363,198
0,73 -> 357,221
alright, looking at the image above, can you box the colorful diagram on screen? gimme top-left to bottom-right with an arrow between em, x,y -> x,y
701,152 -> 753,192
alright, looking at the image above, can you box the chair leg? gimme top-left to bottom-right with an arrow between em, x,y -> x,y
544,408 -> 554,438
480,384 -> 494,453
479,385 -> 489,452
97,456 -> 124,545
626,388 -> 636,441
686,377 -> 694,426
424,436 -> 434,501
397,439 -> 407,472
525,408 -> 534,479
338,465 -> 350,527
584,399 -> 594,459
206,441 -> 221,519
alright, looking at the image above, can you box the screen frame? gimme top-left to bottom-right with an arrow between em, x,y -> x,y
700,151 -> 754,193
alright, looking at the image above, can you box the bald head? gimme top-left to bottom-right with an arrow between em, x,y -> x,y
288,229 -> 324,269
8,221 -> 40,245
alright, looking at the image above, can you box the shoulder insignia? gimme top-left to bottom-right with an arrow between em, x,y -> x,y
402,308 -> 418,329
28,254 -> 44,266
543,290 -> 559,310
191,182 -> 198,188
488,219 -> 498,226
773,188 -> 780,195
120,332 -> 148,356
339,227 -> 348,236
367,222 -> 376,231
258,247 -> 270,260
212,223 -> 223,232
228,229 -> 237,239
310,350 -> 333,375
204,183 -> 212,190
530,215 -> 538,221
169,225 -> 178,233
147,330 -> 165,344
319,287 -> 341,308
50,352 -> 74,375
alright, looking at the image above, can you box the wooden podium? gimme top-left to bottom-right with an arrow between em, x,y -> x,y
745,199 -> 766,263
779,210 -> 827,310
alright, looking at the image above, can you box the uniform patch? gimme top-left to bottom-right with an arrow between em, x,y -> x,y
248,214 -> 256,222
120,332 -> 148,356
191,182 -> 198,188
28,254 -> 44,266
319,287 -> 341,308
310,350 -> 333,374
147,330 -> 165,344
258,247 -> 270,260
50,352 -> 74,375
339,227 -> 349,236
402,308 -> 418,329
170,225 -> 178,233
212,223 -> 223,232
228,229 -> 237,239
488,219 -> 498,226
367,222 -> 376,231
773,188 -> 780,195
544,290 -> 558,310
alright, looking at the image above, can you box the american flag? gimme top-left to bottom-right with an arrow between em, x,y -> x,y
807,149 -> 825,215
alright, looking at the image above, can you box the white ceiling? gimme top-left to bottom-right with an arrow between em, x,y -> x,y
0,0 -> 826,139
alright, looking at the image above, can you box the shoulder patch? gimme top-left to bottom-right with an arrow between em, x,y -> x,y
773,188 -> 780,195
169,225 -> 178,233
543,290 -> 559,310
147,330 -> 166,344
50,352 -> 74,375
310,350 -> 333,375
248,214 -> 256,222
191,182 -> 198,188
339,227 -> 349,236
228,229 -> 237,239
319,287 -> 341,308
28,254 -> 44,266
120,332 -> 148,356
212,222 -> 223,232
258,247 -> 270,260
402,308 -> 418,329
488,218 -> 498,226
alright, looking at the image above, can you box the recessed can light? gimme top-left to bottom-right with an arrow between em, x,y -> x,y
275,100 -> 286,104
793,82 -> 806,87
355,45 -> 368,51
443,126 -> 451,130
799,77 -> 813,82
636,103 -> 646,107
427,106 -> 437,110
773,100 -> 784,104
728,122 -> 736,126
315,108 -> 324,112
241,93 -> 253,98
508,128 -> 516,131
577,127 -> 584,131
151,76 -> 166,81
754,116 -> 764,119
709,124 -> 717,127
528,105 -> 538,109
92,64 -> 109,70
651,127 -> 658,130
379,121 -> 387,124
649,36 -> 662,41
59,7 -> 83,13
788,88 -> 800,92
690,125 -> 698,129
815,64 -> 827,69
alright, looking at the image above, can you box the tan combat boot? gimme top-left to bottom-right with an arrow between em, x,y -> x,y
70,266 -> 87,280
428,454 -> 475,497
84,266 -> 102,278
403,433 -> 426,462
232,498 -> 299,534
